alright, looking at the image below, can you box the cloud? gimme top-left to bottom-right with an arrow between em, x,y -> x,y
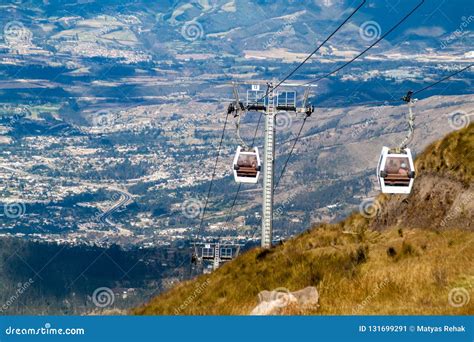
405,26 -> 446,37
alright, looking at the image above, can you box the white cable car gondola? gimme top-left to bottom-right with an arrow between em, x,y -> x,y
377,91 -> 417,194
227,84 -> 262,184
377,147 -> 415,194
233,146 -> 261,184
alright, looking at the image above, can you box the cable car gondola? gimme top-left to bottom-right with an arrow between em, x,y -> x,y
233,146 -> 261,184
377,147 -> 415,194
377,91 -> 416,194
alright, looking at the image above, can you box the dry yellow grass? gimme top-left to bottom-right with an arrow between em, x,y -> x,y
134,224 -> 473,315
416,123 -> 473,185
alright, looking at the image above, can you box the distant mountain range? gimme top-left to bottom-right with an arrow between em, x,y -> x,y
0,0 -> 471,118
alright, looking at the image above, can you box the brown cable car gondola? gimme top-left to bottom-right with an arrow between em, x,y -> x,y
377,91 -> 416,194
232,146 -> 261,184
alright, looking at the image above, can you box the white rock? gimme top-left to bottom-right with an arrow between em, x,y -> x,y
251,286 -> 319,315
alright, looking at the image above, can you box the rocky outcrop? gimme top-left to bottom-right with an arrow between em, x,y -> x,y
251,287 -> 319,315
371,177 -> 473,231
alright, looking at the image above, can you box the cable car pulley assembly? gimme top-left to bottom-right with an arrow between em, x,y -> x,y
227,83 -> 262,184
377,91 -> 417,194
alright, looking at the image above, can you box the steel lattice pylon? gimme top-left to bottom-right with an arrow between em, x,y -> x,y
261,88 -> 276,249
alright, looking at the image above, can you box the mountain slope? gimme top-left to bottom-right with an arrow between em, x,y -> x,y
134,124 -> 474,315
372,122 -> 473,230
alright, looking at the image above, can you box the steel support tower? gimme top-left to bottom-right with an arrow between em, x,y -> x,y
261,85 -> 276,248
230,81 -> 314,249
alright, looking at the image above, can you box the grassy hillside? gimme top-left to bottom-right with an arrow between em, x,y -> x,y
415,122 -> 473,185
372,123 -> 473,231
135,124 -> 474,315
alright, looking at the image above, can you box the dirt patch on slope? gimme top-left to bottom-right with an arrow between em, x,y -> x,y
371,174 -> 473,230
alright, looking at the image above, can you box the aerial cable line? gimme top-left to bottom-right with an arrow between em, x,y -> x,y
194,111 -> 230,247
412,63 -> 473,96
304,0 -> 425,86
274,62 -> 473,185
274,115 -> 309,190
249,0 -> 367,107
225,108 -> 264,223
346,63 -> 473,108
225,2 -> 366,223
224,0 -> 424,239
274,0 -> 424,192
